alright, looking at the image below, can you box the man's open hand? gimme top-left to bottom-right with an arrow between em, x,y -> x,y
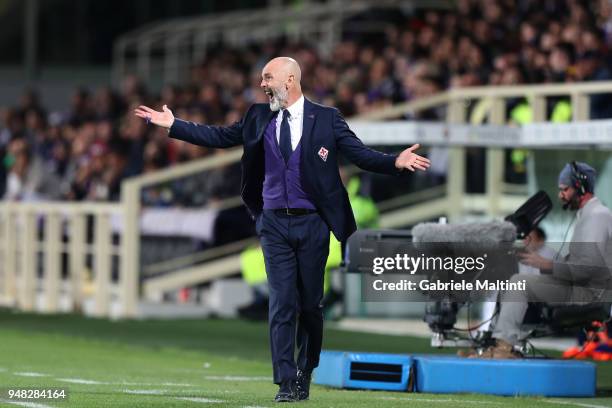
395,144 -> 431,172
519,250 -> 553,271
134,104 -> 175,129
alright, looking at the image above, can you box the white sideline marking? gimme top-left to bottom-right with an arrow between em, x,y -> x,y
0,399 -> 54,408
123,389 -> 167,395
243,406 -> 270,408
119,381 -> 195,387
118,381 -> 159,386
203,362 -> 211,368
56,378 -> 106,385
380,396 -> 504,405
0,367 -> 8,372
160,382 -> 195,387
177,397 -> 225,403
54,376 -> 245,388
13,372 -> 48,377
544,400 -> 611,408
120,388 -> 238,396
203,376 -> 269,382
185,390 -> 240,394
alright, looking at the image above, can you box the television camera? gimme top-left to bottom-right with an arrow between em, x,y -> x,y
344,191 -> 611,354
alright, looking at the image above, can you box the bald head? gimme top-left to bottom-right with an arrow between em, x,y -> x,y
260,57 -> 302,110
265,57 -> 302,83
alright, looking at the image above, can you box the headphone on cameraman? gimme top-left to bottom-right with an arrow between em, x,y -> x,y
570,161 -> 589,197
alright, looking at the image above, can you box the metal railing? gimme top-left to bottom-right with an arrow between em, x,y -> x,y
132,80 -> 612,301
3,80 -> 612,317
112,0 -> 451,87
0,201 -> 137,318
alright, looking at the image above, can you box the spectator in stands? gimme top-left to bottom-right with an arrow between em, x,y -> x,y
547,43 -> 575,83
3,138 -> 32,200
574,51 -> 612,119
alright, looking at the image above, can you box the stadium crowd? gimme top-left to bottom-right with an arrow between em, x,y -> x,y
1,0 -> 611,204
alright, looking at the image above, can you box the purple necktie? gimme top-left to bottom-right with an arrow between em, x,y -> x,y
279,109 -> 292,163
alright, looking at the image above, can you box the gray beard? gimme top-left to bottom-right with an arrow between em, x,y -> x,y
269,87 -> 288,111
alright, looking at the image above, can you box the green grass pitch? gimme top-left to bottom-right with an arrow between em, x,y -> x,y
1,308 -> 612,407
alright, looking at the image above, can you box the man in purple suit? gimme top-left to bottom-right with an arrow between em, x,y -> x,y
135,57 -> 430,402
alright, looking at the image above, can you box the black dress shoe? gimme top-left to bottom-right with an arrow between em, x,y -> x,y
296,369 -> 312,401
274,379 -> 297,403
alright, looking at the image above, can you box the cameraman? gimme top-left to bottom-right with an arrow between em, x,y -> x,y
481,162 -> 612,358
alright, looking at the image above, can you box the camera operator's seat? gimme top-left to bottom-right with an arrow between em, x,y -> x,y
524,303 -> 611,337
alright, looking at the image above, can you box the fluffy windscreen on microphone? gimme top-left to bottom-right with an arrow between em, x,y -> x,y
412,221 -> 517,244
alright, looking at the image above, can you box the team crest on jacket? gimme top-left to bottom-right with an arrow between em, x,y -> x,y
318,147 -> 329,162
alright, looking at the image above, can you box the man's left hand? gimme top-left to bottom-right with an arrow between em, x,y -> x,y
395,144 -> 431,171
519,250 -> 553,271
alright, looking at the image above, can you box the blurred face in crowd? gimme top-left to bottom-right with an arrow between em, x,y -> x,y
520,22 -> 537,44
260,57 -> 301,111
7,138 -> 29,176
562,24 -> 580,44
24,110 -> 44,131
576,57 -> 599,79
581,30 -> 600,52
539,32 -> 557,52
500,67 -> 523,85
549,47 -> 570,73
52,141 -> 68,163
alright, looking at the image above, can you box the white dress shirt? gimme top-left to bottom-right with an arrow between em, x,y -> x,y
275,95 -> 304,151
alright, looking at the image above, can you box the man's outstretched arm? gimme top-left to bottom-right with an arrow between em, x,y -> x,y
333,109 -> 430,174
134,104 -> 245,148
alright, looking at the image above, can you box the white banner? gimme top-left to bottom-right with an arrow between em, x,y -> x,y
349,119 -> 612,148
523,120 -> 612,146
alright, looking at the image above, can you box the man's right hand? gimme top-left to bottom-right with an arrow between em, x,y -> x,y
134,104 -> 175,129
